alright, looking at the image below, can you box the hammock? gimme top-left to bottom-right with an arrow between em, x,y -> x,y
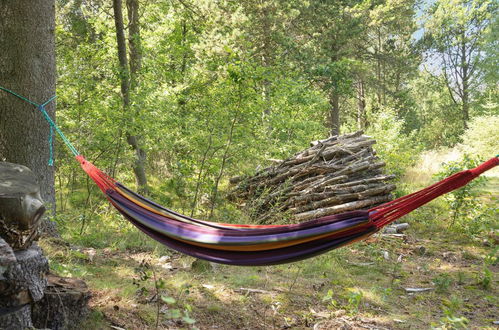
77,155 -> 498,266
1,86 -> 497,266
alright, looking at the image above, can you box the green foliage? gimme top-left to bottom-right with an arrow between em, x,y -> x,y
432,296 -> 469,329
432,273 -> 453,293
476,246 -> 497,290
365,108 -> 420,180
435,156 -> 494,235
346,289 -> 363,313
408,72 -> 464,148
133,259 -> 197,328
51,0 -> 498,228
322,289 -> 338,309
461,115 -> 499,158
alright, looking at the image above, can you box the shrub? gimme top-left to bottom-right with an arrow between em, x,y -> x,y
366,108 -> 421,181
435,155 -> 494,236
461,115 -> 499,159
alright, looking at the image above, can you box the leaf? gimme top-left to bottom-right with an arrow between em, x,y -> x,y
161,295 -> 176,304
182,316 -> 197,324
167,309 -> 182,319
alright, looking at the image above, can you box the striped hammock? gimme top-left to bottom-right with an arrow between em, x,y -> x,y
77,155 -> 498,266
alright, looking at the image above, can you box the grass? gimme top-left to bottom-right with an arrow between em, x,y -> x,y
39,214 -> 498,329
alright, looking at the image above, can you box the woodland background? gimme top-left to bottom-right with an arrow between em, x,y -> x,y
28,0 -> 499,328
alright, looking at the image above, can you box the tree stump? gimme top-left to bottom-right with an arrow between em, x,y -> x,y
0,237 -> 35,328
32,274 -> 91,330
0,162 -> 49,328
0,238 -> 49,328
0,161 -> 91,329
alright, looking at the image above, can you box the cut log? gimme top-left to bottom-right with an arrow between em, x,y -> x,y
0,242 -> 48,329
229,132 -> 395,224
0,162 -> 45,250
0,304 -> 33,329
294,196 -> 392,222
32,274 -> 91,330
0,243 -> 49,307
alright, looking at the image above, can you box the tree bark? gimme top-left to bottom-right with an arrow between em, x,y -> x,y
127,0 -> 142,84
329,91 -> 340,136
356,79 -> 366,130
460,33 -> 469,130
113,0 -> 149,194
0,0 -> 57,235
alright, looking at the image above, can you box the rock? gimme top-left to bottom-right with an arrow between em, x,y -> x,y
32,274 -> 91,330
384,223 -> 409,234
393,223 -> 409,232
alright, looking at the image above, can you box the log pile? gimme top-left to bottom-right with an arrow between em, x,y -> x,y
229,131 -> 396,224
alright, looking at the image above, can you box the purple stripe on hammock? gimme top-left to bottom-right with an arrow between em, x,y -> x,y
114,183 -> 369,231
108,191 -> 370,245
123,212 -> 377,266
108,189 -> 370,235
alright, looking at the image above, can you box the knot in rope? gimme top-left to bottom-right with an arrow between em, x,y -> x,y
0,86 -> 79,165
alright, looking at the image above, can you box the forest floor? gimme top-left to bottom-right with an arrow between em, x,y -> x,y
40,212 -> 498,329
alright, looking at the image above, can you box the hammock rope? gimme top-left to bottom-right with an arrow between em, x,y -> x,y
2,86 -> 498,266
0,86 -> 80,164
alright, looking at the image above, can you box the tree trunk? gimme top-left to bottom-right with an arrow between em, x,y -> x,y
356,79 -> 366,130
209,114 -> 238,219
329,91 -> 340,136
127,0 -> 142,84
191,131 -> 214,217
460,35 -> 469,130
0,0 -> 57,235
260,4 -> 273,123
113,0 -> 149,194
376,28 -> 383,106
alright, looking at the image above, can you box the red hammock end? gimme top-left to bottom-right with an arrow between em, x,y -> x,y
369,156 -> 498,228
76,155 -> 116,192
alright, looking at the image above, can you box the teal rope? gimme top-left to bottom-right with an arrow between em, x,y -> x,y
0,86 -> 80,165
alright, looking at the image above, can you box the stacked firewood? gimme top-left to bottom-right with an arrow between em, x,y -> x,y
229,131 -> 396,224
